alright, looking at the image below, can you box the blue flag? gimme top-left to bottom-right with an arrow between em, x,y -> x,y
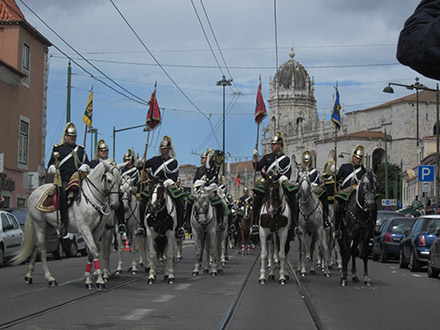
331,89 -> 342,130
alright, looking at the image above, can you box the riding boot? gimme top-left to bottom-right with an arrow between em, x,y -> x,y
116,201 -> 127,234
175,197 -> 185,238
252,193 -> 263,234
215,203 -> 225,231
320,193 -> 330,228
135,195 -> 148,237
59,195 -> 68,237
335,201 -> 343,239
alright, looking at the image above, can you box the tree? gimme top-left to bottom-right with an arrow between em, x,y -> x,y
375,163 -> 402,210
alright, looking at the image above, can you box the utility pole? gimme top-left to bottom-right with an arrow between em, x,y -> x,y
216,75 -> 232,174
66,61 -> 71,123
385,128 -> 388,200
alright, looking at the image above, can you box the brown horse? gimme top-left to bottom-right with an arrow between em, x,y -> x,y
239,197 -> 252,255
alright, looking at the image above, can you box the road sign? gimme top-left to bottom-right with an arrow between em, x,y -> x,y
382,199 -> 397,206
422,182 -> 432,193
385,206 -> 393,211
418,165 -> 435,182
397,201 -> 403,209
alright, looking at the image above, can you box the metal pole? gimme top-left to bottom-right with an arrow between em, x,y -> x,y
113,126 -> 116,160
385,128 -> 388,200
66,61 -> 71,123
223,82 -> 225,174
416,88 -> 419,148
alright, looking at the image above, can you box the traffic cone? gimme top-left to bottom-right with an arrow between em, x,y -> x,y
124,239 -> 130,251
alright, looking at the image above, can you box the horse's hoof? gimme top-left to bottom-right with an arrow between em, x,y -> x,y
139,262 -> 144,267
203,269 -> 209,274
310,270 -> 316,275
279,279 -> 286,285
218,269 -> 224,275
85,283 -> 94,290
221,262 -> 226,267
285,275 -> 290,280
340,279 -> 347,287
325,273 -> 331,278
328,265 -> 334,270
301,272 -> 306,277
352,276 -> 359,283
210,272 -> 217,277
259,279 -> 266,284
192,272 -> 199,277
163,275 -> 169,282
177,257 -> 182,261
145,267 -> 150,273
48,280 -> 58,288
305,257 -> 311,262
103,277 -> 109,283
148,278 -> 155,284
25,276 -> 32,285
115,270 -> 122,275
96,283 -> 105,291
338,267 -> 342,272
268,275 -> 275,281
365,280 -> 372,287
132,270 -> 137,275
167,278 -> 175,284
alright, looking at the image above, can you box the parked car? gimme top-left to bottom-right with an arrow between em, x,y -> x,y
372,217 -> 416,263
62,233 -> 87,257
427,230 -> 440,278
0,210 -> 24,267
7,208 -> 63,260
400,215 -> 440,271
368,210 -> 404,254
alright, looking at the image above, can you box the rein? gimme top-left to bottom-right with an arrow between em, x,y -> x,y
82,170 -> 118,216
299,178 -> 319,221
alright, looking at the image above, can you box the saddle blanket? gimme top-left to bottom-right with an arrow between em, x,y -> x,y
36,186 -> 59,212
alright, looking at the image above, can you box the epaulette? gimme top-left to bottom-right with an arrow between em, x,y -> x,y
53,144 -> 62,148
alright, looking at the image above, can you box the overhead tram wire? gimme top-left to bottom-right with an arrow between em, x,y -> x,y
109,0 -> 222,149
19,0 -> 148,107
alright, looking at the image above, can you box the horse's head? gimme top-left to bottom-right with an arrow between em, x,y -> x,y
192,188 -> 211,224
242,197 -> 252,220
100,159 -> 121,210
148,177 -> 166,213
120,177 -> 135,211
262,172 -> 282,216
298,171 -> 312,197
359,170 -> 377,210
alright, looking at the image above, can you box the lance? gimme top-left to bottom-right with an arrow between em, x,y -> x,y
332,83 -> 339,227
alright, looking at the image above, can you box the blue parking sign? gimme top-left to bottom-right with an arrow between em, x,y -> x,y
418,165 -> 434,182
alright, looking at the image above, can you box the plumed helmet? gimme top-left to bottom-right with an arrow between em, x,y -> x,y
159,135 -> 175,157
270,131 -> 285,153
303,150 -> 312,163
352,145 -> 364,160
243,185 -> 249,193
60,122 -> 77,144
123,148 -> 135,162
97,139 -> 108,151
325,159 -> 335,175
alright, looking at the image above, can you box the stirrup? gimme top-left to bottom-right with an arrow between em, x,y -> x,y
119,224 -> 127,233
135,227 -> 146,237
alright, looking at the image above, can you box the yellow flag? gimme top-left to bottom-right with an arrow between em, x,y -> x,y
82,91 -> 93,128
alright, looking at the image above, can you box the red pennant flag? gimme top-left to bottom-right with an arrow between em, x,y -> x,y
146,89 -> 161,130
254,80 -> 267,124
235,174 -> 242,186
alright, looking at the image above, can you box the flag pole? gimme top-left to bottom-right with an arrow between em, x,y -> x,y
332,83 -> 338,227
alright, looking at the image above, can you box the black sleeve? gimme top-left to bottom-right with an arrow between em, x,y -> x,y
397,0 -> 440,79
47,146 -> 57,167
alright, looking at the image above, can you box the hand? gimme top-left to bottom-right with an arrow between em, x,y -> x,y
78,164 -> 90,173
253,149 -> 259,160
330,165 -> 336,173
48,165 -> 56,174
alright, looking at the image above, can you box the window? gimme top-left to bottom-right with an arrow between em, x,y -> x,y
18,119 -> 29,166
22,43 -> 30,71
17,198 -> 25,208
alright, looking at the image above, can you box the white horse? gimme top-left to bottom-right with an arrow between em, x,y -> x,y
145,178 -> 177,284
297,172 -> 330,278
258,173 -> 291,285
190,181 -> 220,276
116,177 -> 147,275
12,160 -> 121,290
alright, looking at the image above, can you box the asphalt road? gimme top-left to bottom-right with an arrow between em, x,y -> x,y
0,238 -> 439,330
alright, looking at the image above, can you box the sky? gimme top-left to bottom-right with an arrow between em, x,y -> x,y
16,0 -> 437,167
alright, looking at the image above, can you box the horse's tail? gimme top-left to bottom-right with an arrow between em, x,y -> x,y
11,212 -> 37,265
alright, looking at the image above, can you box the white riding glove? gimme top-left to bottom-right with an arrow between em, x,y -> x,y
47,165 -> 56,174
78,164 -> 90,173
253,149 -> 259,161
330,164 -> 336,173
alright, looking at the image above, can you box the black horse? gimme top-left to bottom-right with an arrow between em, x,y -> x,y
339,170 -> 377,286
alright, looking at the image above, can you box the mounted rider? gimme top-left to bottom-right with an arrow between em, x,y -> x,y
322,158 -> 337,211
89,139 -> 109,169
252,131 -> 298,233
334,145 -> 367,236
117,148 -> 140,233
297,150 -> 330,227
135,136 -> 186,238
47,122 -> 90,236
185,148 -> 228,232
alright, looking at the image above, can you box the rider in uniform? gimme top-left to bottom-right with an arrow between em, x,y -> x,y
297,150 -> 330,227
193,150 -> 209,182
252,132 -> 297,233
117,149 -> 140,233
322,158 -> 337,218
89,139 -> 109,169
135,136 -> 186,238
334,145 -> 367,237
47,122 -> 89,236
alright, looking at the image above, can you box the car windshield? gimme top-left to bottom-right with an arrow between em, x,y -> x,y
389,218 -> 415,233
377,212 -> 402,228
423,218 -> 440,233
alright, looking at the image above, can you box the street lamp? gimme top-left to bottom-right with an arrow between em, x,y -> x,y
216,75 -> 232,174
112,124 -> 148,160
338,152 -> 350,158
383,79 -> 440,212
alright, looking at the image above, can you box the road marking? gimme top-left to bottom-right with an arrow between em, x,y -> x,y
152,294 -> 174,302
122,309 -> 153,321
175,283 -> 191,290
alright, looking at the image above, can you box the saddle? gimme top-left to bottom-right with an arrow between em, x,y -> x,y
36,186 -> 59,212
335,184 -> 358,202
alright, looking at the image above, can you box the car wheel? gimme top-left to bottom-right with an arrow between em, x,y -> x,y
427,259 -> 440,278
80,245 -> 89,257
399,248 -> 408,269
0,247 -> 4,268
53,241 -> 63,260
65,240 -> 78,258
381,248 -> 388,263
409,249 -> 422,272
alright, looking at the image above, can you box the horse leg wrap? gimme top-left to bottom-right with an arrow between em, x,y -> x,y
85,262 -> 92,274
94,259 -> 101,270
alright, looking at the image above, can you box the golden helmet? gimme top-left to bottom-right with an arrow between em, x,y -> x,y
60,122 -> 77,144
97,139 -> 108,151
270,131 -> 286,153
159,135 -> 175,157
303,150 -> 312,163
243,185 -> 249,193
352,145 -> 364,160
123,148 -> 135,162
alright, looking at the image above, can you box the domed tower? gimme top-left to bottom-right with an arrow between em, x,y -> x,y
266,49 -> 318,143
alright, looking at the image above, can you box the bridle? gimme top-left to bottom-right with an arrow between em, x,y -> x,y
148,181 -> 168,219
299,174 -> 320,220
193,191 -> 212,225
263,177 -> 285,216
121,180 -> 137,220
